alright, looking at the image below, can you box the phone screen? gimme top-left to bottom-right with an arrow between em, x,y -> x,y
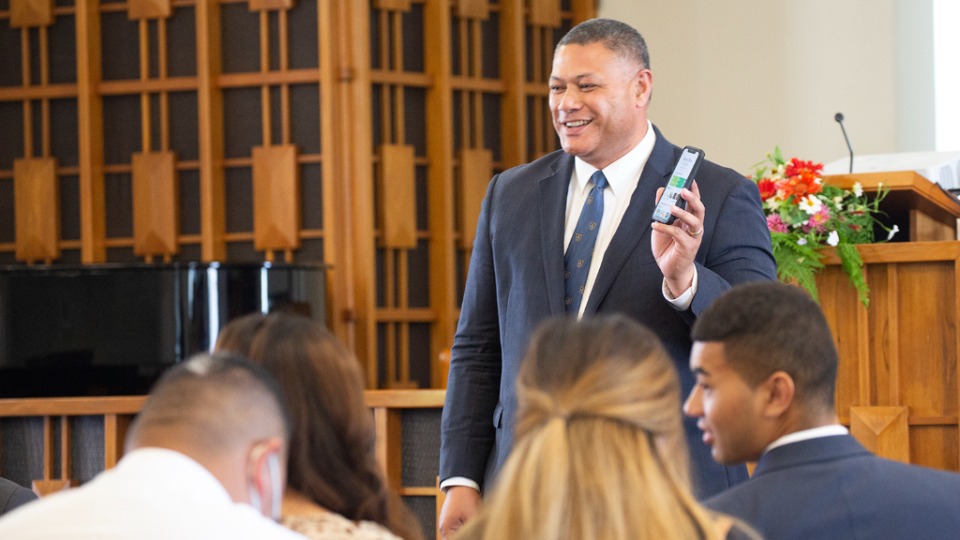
652,148 -> 702,224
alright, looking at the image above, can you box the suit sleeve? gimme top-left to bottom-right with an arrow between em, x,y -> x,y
689,175 -> 777,318
439,175 -> 503,485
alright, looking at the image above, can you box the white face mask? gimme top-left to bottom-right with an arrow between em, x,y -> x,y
248,449 -> 283,521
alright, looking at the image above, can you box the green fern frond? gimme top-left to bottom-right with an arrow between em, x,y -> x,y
771,233 -> 825,302
836,243 -> 869,307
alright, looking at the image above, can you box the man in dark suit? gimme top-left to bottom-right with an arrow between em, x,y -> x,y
438,18 -> 776,538
686,282 -> 960,540
0,478 -> 36,516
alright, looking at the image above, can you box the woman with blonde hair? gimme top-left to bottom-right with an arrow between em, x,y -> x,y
216,312 -> 423,540
457,315 -> 754,540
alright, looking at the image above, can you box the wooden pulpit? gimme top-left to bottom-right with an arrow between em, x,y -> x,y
820,171 -> 960,472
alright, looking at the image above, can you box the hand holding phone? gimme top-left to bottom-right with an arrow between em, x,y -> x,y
652,146 -> 704,225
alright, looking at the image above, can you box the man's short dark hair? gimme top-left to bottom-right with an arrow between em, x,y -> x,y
691,282 -> 839,411
129,352 -> 291,450
557,18 -> 650,70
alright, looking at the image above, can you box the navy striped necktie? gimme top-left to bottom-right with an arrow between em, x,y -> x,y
564,170 -> 607,314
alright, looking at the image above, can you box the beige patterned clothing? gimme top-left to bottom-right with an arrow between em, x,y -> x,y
282,513 -> 402,540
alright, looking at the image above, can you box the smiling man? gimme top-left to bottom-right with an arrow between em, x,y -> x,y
686,282 -> 960,540
437,18 -> 777,538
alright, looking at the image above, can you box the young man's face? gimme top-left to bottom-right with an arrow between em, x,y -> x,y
684,341 -> 770,464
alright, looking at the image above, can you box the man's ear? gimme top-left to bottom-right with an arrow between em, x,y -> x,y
246,437 -> 285,519
759,371 -> 795,418
635,68 -> 653,106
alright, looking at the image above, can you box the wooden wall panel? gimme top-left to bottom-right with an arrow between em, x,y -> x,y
895,262 -> 957,418
378,144 -> 417,249
850,406 -> 909,463
10,0 -> 54,28
132,151 -> 179,259
0,0 -> 596,392
127,0 -> 172,20
253,144 -> 301,257
457,148 -> 491,249
14,158 -> 60,263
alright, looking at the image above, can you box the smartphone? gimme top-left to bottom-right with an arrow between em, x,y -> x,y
652,146 -> 705,225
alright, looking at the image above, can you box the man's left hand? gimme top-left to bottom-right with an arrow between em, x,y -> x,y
651,180 -> 704,298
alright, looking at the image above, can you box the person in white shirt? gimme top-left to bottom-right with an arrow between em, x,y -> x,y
0,353 -> 306,540
685,281 -> 960,540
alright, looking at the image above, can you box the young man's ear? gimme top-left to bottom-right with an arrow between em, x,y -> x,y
760,371 -> 795,418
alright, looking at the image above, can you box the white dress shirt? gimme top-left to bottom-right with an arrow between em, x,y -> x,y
762,424 -> 850,455
0,448 -> 306,540
565,120 -> 696,316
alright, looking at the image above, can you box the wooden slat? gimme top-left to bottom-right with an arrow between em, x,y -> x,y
132,151 -> 179,259
850,406 -> 910,463
425,0 -> 458,389
364,389 -> 446,408
252,145 -> 301,254
14,157 -> 60,263
10,0 -> 53,27
528,0 -> 561,28
374,0 -> 411,11
76,0 -> 106,262
127,0 -> 171,20
104,414 -> 132,469
195,0 -> 226,261
377,144 -> 417,249
500,0 -> 525,168
457,148 -> 492,249
456,0 -> 489,20
0,393 -> 439,416
373,407 -> 402,490
0,397 -> 147,416
248,0 -> 296,10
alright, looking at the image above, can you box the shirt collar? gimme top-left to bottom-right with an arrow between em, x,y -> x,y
763,424 -> 849,454
573,120 -> 656,197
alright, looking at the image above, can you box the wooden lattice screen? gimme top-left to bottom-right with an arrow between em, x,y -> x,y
0,0 -> 595,389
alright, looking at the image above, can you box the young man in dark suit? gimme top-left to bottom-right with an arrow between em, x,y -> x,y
438,17 -> 777,538
686,281 -> 960,540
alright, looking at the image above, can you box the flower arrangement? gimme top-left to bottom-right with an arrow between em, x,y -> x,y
751,147 -> 895,306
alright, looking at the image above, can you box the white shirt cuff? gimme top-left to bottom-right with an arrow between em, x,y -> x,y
439,477 -> 481,493
662,267 -> 698,310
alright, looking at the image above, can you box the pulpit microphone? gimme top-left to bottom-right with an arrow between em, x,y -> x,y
834,112 -> 854,174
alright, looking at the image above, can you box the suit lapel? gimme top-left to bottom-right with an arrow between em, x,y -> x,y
583,129 -> 676,315
539,154 -> 575,316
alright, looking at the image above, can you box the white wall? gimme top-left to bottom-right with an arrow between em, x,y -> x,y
597,0 -> 933,174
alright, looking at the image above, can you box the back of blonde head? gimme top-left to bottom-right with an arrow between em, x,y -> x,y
462,315 -> 722,540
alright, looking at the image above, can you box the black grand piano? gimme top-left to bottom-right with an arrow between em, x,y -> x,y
0,262 -> 326,398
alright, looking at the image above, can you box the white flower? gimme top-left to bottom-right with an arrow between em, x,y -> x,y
853,182 -> 863,197
827,230 -> 840,246
886,224 -> 900,241
797,238 -> 808,245
799,194 -> 823,215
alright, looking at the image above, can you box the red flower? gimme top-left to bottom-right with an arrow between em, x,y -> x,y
757,178 -> 777,200
784,158 -> 824,178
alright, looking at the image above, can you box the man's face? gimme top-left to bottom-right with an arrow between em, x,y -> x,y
684,341 -> 769,464
549,42 -> 651,170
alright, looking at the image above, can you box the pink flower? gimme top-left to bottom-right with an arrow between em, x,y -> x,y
803,205 -> 831,233
767,214 -> 788,233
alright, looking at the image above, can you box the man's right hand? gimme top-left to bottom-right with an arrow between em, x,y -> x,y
438,486 -> 481,540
